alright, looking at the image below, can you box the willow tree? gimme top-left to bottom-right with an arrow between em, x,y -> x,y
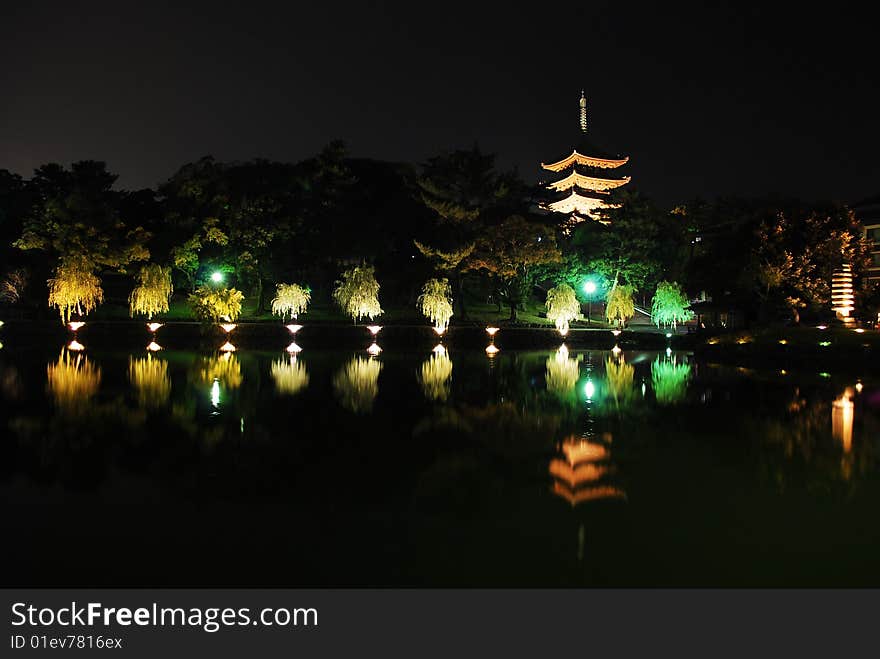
129,264 -> 173,319
417,278 -> 454,332
271,283 -> 311,320
545,283 -> 580,333
651,281 -> 693,330
187,286 -> 244,323
48,257 -> 104,323
333,265 -> 383,322
605,284 -> 636,328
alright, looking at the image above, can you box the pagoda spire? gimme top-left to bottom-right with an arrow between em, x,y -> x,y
579,90 -> 587,133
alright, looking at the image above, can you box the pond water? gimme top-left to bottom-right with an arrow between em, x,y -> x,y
1,341 -> 878,586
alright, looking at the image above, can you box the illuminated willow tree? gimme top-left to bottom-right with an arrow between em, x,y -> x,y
545,283 -> 580,333
605,284 -> 636,328
48,257 -> 104,323
333,265 -> 383,322
187,286 -> 244,323
129,264 -> 173,319
417,278 -> 454,332
651,281 -> 693,330
271,283 -> 311,320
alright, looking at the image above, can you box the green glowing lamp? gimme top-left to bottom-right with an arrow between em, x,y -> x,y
211,271 -> 224,284
582,280 -> 597,295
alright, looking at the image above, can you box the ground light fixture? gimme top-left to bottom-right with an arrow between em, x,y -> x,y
485,327 -> 500,355
433,325 -> 446,336
367,325 -> 382,337
69,321 -> 86,332
220,323 -> 237,334
612,329 -> 621,336
285,324 -> 303,335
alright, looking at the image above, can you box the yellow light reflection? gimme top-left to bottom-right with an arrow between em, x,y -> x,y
67,340 -> 85,352
367,342 -> 382,356
271,355 -> 310,396
47,349 -> 101,409
485,344 -> 499,356
333,355 -> 383,413
128,355 -> 170,407
146,341 -> 162,352
286,342 -> 302,354
832,387 -> 855,452
418,350 -> 453,401
219,341 -> 236,352
545,348 -> 579,397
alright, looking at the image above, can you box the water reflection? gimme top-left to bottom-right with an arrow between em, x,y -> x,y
47,348 -> 101,410
545,345 -> 579,400
604,355 -> 635,411
550,433 -> 625,505
271,355 -> 310,396
651,356 -> 691,405
128,354 -> 171,407
193,352 -> 242,389
334,355 -> 382,413
418,351 -> 453,401
832,387 -> 855,452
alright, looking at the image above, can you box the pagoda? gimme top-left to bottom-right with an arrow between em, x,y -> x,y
540,91 -> 630,226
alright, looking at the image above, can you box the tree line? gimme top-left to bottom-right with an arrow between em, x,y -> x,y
0,141 -> 875,327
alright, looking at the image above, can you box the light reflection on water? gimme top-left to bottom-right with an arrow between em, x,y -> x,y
1,345 -> 879,586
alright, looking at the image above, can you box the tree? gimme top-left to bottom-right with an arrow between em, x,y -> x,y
271,283 -> 311,320
605,284 -> 636,328
48,256 -> 104,322
188,286 -> 244,323
467,216 -> 561,320
417,278 -> 454,332
14,162 -> 151,318
415,146 -> 522,318
545,283 -> 580,333
651,281 -> 693,330
575,189 -> 665,291
333,265 -> 383,322
129,264 -> 173,319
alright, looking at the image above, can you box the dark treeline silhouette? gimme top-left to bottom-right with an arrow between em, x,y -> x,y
0,141 -> 876,326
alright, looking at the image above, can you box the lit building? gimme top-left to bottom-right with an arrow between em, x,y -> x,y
853,195 -> 880,282
540,91 -> 630,227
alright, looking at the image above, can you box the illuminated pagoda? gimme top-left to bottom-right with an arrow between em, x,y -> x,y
549,433 -> 626,506
540,91 -> 630,227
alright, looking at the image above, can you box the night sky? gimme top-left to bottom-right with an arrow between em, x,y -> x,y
2,2 -> 877,205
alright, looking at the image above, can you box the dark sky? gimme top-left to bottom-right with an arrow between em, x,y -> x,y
1,2 -> 877,205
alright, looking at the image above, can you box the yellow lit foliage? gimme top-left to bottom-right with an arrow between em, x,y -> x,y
187,286 -> 244,323
47,349 -> 101,409
333,355 -> 382,413
271,283 -> 311,320
47,257 -> 104,323
605,284 -> 636,327
417,278 -> 454,332
270,356 -> 310,395
545,283 -> 580,333
418,351 -> 453,401
129,264 -> 173,319
332,265 -> 383,322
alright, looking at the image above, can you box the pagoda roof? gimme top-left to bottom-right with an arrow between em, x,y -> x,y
545,190 -> 618,216
542,137 -> 628,172
546,170 -> 631,193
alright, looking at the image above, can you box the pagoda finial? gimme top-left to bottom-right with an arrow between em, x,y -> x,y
579,90 -> 587,133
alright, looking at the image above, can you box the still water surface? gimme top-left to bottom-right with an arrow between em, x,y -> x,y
1,343 -> 878,586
